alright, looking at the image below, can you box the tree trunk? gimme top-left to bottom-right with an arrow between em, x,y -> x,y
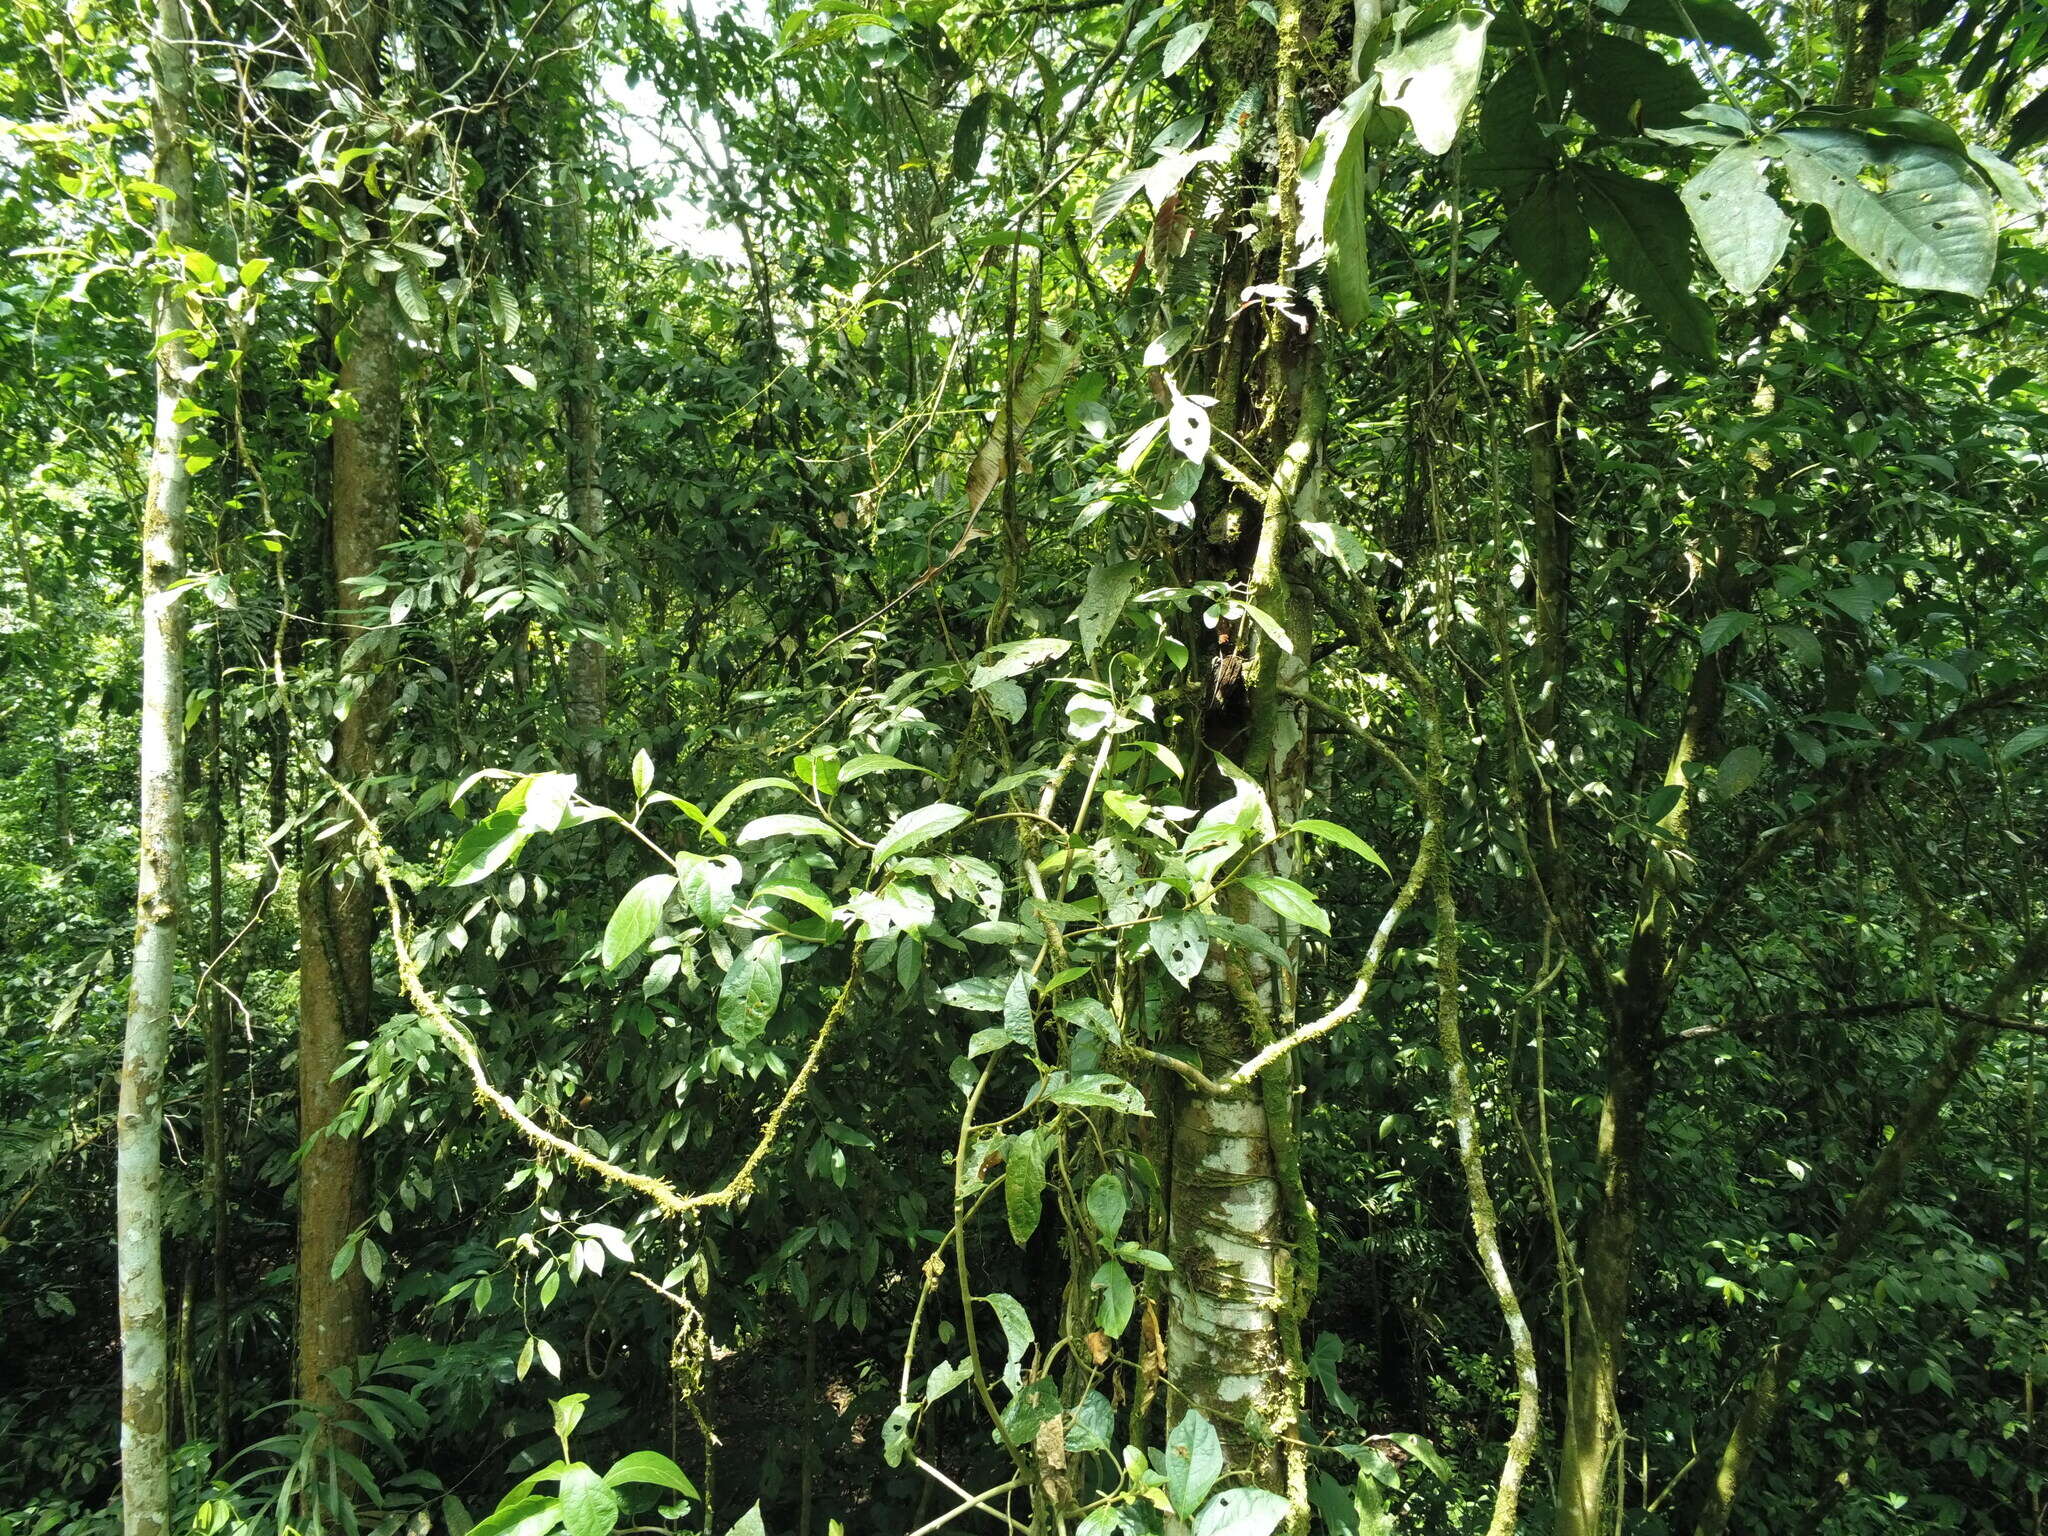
551,32 -> 606,784
1166,4 -> 1322,1514
1693,939 -> 2048,1535
119,0 -> 198,1529
205,643 -> 232,1451
296,0 -> 397,1428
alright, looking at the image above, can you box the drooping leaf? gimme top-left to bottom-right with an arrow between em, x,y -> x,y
1618,0 -> 1774,59
1699,609 -> 1754,655
971,638 -> 1072,690
1091,1258 -> 1135,1336
950,91 -> 993,182
1375,9 -> 1492,156
1296,83 -> 1377,326
1505,171 -> 1592,309
1681,144 -> 1791,294
446,809 -> 531,886
1292,818 -> 1390,873
735,813 -> 844,845
717,935 -> 784,1043
602,1451 -> 697,1497
1164,1409 -> 1226,1517
1005,1129 -> 1047,1245
1160,21 -> 1212,78
1147,909 -> 1210,988
1578,168 -> 1716,358
1085,1173 -> 1128,1239
981,1291 -> 1034,1390
1074,561 -> 1140,659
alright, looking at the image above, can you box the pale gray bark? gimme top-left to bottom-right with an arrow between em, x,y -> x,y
120,0 -> 198,1531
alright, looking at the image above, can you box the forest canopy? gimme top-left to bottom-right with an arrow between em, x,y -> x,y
4,2 -> 2048,1535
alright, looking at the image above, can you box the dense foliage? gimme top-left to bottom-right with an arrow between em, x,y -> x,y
3,2 -> 2048,1534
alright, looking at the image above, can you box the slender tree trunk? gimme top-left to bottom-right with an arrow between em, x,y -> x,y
296,0 -> 397,1428
205,647 -> 232,1450
551,40 -> 606,783
119,0 -> 198,1529
1693,939 -> 2048,1535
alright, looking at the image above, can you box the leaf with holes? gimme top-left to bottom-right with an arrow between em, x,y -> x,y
1772,128 -> 1995,297
1147,909 -> 1209,988
1682,144 -> 1791,294
1376,9 -> 1492,156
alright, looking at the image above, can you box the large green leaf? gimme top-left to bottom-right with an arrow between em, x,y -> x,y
601,1451 -> 697,1497
1618,0 -> 1774,59
1296,84 -> 1377,326
1193,1488 -> 1292,1536
1147,909 -> 1209,988
1578,168 -> 1715,357
873,802 -> 972,864
1164,1409 -> 1225,1517
1005,1129 -> 1046,1244
445,809 -> 531,886
555,1467 -> 618,1536
717,935 -> 784,1043
1681,143 -> 1791,294
1505,171 -> 1592,308
1771,128 -> 1995,297
1375,9 -> 1492,156
1568,35 -> 1706,138
601,874 -> 675,969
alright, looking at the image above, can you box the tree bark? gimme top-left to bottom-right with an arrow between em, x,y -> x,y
296,0 -> 397,1430
120,0 -> 198,1529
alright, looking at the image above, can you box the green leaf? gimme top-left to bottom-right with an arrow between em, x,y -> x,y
630,750 -> 654,799
1074,561 -> 1140,659
1238,874 -> 1330,934
840,753 -> 933,783
1387,1432 -> 1450,1481
602,875 -> 675,969
1568,35 -> 1706,137
1375,9 -> 1492,156
1296,84 -> 1377,326
1005,1130 -> 1047,1245
1716,743 -> 1766,799
1682,144 -> 1791,295
971,638 -> 1071,690
2000,724 -> 2048,762
1086,1173 -> 1128,1240
1160,21 -> 1211,78
1699,610 -> 1754,655
873,802 -> 972,864
1045,1073 -> 1149,1114
1771,128 -> 1995,297
950,91 -> 993,182
722,1508 -> 766,1536
463,1497 -> 559,1536
1618,0 -> 1774,58
1165,1409 -> 1226,1517
1193,1488 -> 1292,1536
678,855 -> 742,927
981,1292 -> 1034,1390
1002,968 -> 1035,1050
1147,909 -> 1210,988
1579,168 -> 1715,358
446,809 -> 531,886
1291,818 -> 1389,873
1506,172 -> 1593,309
735,814 -> 844,845
1091,1258 -> 1135,1336
717,935 -> 784,1043
555,1467 -> 618,1536
602,1452 -> 697,1498
393,267 -> 431,326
